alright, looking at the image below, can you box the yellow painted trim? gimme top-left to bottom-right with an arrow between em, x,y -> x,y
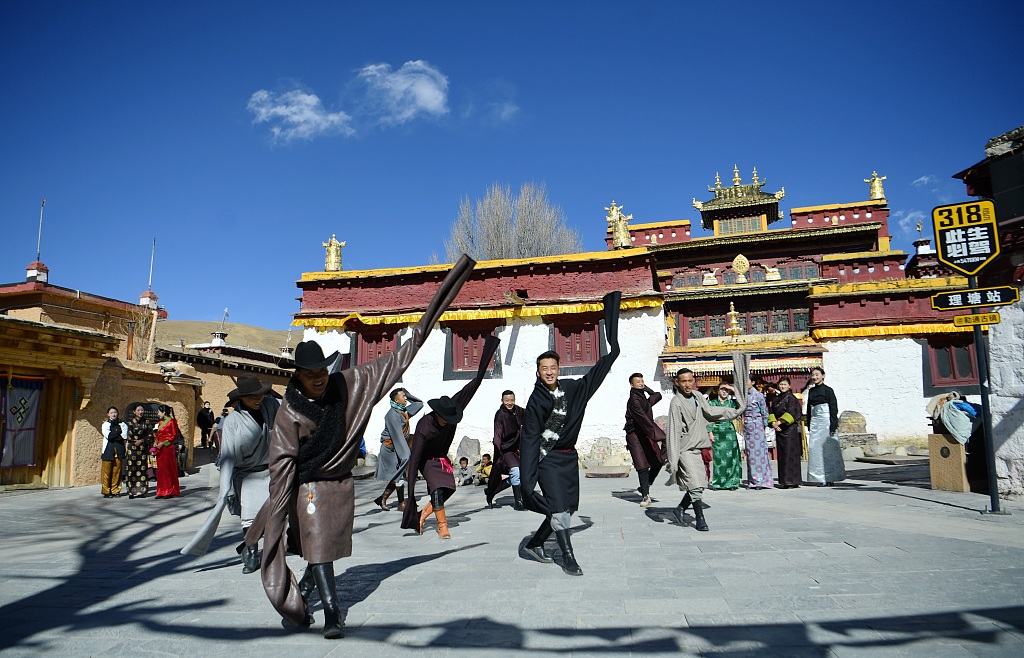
812,324 -> 971,339
625,220 -> 692,231
820,250 -> 905,262
790,199 -> 888,214
292,296 -> 665,330
809,277 -> 969,297
299,247 -> 652,282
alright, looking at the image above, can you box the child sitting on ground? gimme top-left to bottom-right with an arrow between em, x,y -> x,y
455,456 -> 474,486
474,453 -> 493,486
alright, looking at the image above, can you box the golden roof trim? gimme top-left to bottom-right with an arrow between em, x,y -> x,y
812,324 -> 972,339
809,277 -> 969,298
820,250 -> 906,262
648,222 -> 882,252
665,280 -> 818,300
612,219 -> 692,232
790,199 -> 888,214
298,247 -> 652,282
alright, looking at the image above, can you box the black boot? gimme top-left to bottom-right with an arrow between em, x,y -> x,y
523,520 -> 554,563
241,543 -> 260,574
486,479 -> 511,508
553,529 -> 583,576
692,504 -> 709,532
298,565 -> 315,626
672,492 -> 692,525
373,483 -> 396,511
396,485 -> 406,511
511,484 -> 525,511
311,563 -> 344,639
637,469 -> 651,506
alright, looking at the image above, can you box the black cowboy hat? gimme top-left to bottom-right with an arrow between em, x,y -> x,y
427,395 -> 463,424
227,374 -> 274,401
293,340 -> 339,370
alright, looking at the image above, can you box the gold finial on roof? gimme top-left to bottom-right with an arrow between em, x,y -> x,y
864,171 -> 887,200
323,234 -> 346,271
732,164 -> 741,186
714,172 -> 722,189
751,166 -> 759,184
605,201 -> 631,249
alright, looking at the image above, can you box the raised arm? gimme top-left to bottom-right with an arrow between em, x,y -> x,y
451,336 -> 500,410
579,291 -> 622,402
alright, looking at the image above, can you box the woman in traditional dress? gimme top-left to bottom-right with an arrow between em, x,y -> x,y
769,377 -> 803,488
742,375 -> 773,489
153,404 -> 182,498
125,404 -> 152,498
707,380 -> 742,490
804,367 -> 846,486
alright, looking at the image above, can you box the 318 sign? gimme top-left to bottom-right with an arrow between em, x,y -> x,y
932,200 -> 1000,276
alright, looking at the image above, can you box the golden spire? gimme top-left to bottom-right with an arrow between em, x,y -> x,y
751,166 -> 759,184
732,164 -> 741,186
714,172 -> 722,189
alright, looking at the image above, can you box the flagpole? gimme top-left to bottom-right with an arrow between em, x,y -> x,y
36,198 -> 45,261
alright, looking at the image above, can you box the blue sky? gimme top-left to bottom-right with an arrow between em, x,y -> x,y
2,1 -> 1021,330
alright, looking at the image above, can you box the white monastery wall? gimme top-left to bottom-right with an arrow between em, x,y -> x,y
818,336 -> 938,442
988,297 -> 1024,495
304,307 -> 668,460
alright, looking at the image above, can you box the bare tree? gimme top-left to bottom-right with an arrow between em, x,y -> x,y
443,182 -> 583,262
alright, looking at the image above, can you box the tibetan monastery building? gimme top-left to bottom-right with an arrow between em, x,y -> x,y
292,168 -> 976,467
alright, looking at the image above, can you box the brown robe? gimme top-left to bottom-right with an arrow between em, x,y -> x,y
623,386 -> 666,471
244,254 -> 476,627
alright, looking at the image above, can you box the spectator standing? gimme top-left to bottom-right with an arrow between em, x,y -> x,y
100,406 -> 128,498
743,375 -> 773,489
708,380 -> 742,490
486,390 -> 524,509
769,377 -> 802,488
374,388 -> 423,511
153,405 -> 182,498
197,401 -> 215,448
623,373 -> 666,507
804,367 -> 846,486
125,404 -> 152,498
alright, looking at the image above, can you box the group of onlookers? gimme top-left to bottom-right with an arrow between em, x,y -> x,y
99,403 -> 184,499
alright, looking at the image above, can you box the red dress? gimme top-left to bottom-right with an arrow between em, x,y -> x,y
154,418 -> 181,498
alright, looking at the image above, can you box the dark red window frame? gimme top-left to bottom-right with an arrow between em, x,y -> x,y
928,337 -> 979,387
357,327 -> 399,364
554,317 -> 601,366
449,322 -> 499,372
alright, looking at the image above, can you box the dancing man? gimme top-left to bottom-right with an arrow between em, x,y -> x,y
243,255 -> 475,639
623,373 -> 666,507
181,375 -> 278,573
401,336 -> 500,538
664,355 -> 747,532
485,390 -> 525,509
520,291 -> 621,576
373,387 -> 423,511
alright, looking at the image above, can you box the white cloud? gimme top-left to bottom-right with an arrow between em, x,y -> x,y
358,60 -> 449,125
891,209 -> 927,235
247,89 -> 354,142
911,175 -> 936,187
487,101 -> 520,123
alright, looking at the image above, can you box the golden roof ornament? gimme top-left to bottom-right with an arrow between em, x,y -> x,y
714,172 -> 722,189
605,200 -> 632,249
726,301 -> 743,341
732,254 -> 750,284
732,164 -> 742,186
865,171 -> 887,200
323,234 -> 345,271
751,167 -> 759,185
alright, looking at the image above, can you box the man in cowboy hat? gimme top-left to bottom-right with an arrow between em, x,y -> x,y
181,374 -> 279,574
244,255 -> 477,639
401,336 -> 500,539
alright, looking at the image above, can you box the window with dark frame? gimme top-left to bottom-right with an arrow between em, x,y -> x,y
450,323 -> 498,372
357,328 -> 399,364
929,338 -> 979,386
554,319 -> 600,366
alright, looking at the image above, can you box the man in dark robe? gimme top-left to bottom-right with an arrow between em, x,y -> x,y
197,401 -> 216,449
485,389 -> 525,509
623,373 -> 666,507
243,255 -> 475,639
519,291 -> 621,576
400,336 -> 500,538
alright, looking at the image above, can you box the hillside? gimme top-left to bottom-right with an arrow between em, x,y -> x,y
156,320 -> 293,354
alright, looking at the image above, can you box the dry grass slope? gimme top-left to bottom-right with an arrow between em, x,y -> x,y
156,320 -> 292,354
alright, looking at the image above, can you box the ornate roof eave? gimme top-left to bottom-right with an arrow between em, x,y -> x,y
298,247 -> 652,283
661,336 -> 824,359
292,294 -> 665,330
808,276 -> 969,299
664,280 -> 829,302
820,249 -> 906,263
648,222 -> 883,253
692,192 -> 782,213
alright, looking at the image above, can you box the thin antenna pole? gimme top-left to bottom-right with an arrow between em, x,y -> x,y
36,198 -> 45,261
147,239 -> 156,290
220,308 -> 229,331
